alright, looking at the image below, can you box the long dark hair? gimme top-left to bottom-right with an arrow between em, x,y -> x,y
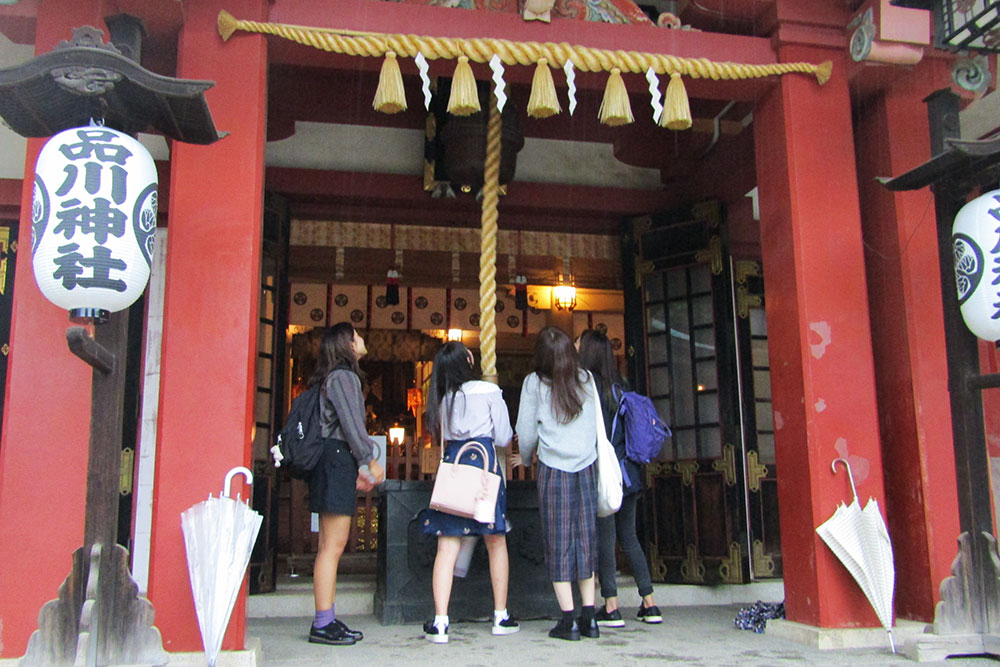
425,341 -> 477,438
534,326 -> 584,424
577,329 -> 621,410
308,322 -> 362,387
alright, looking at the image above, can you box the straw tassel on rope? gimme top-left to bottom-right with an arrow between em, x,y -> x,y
448,56 -> 481,116
373,51 -> 407,114
660,72 -> 691,131
599,68 -> 633,126
527,58 -> 560,119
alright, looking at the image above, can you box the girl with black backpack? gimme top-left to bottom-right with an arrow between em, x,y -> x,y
307,322 -> 386,646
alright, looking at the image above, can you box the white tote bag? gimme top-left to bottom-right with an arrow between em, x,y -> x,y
591,375 -> 623,517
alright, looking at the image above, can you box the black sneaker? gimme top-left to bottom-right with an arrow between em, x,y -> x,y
548,618 -> 580,641
637,603 -> 663,624
492,616 -> 520,635
595,607 -> 625,627
423,619 -> 449,644
334,619 -> 363,641
579,614 -> 600,639
308,621 -> 357,645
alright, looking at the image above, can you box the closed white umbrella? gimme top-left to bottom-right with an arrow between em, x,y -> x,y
815,458 -> 896,653
181,466 -> 263,666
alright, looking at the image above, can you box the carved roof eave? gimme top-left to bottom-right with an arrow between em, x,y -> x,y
0,46 -> 224,144
878,135 -> 1000,193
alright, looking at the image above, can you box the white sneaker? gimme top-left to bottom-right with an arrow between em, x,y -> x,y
492,616 -> 520,635
424,620 -> 449,644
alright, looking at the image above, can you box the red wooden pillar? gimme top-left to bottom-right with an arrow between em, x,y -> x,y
853,61 -> 960,622
0,1 -> 109,658
754,48 -> 887,628
145,0 -> 268,652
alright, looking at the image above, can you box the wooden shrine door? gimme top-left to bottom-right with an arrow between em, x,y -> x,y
249,192 -> 290,593
622,201 -> 782,585
0,219 -> 16,449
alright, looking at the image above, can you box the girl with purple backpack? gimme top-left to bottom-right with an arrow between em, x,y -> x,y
577,329 -> 662,627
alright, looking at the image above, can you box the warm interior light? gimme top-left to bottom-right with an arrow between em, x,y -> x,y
389,425 -> 405,445
552,283 -> 577,311
447,328 -> 464,341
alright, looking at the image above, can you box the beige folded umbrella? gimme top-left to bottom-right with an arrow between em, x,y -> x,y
816,458 -> 896,653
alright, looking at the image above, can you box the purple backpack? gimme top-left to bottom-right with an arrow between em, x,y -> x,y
612,384 -> 671,465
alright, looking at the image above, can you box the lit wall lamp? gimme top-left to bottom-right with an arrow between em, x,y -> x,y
552,275 -> 577,311
447,328 -> 464,341
389,425 -> 405,446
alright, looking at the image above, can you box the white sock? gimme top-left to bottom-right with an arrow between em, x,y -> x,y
434,614 -> 449,629
494,609 -> 509,623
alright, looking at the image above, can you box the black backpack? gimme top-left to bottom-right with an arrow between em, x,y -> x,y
274,384 -> 325,478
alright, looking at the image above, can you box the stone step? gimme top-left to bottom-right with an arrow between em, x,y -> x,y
248,574 -> 375,619
247,573 -> 785,620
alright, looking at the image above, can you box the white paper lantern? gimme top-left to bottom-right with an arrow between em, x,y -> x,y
31,125 -> 157,322
953,189 -> 1000,342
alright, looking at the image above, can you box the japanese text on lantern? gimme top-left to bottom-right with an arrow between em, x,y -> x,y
51,129 -> 133,292
990,197 -> 1000,321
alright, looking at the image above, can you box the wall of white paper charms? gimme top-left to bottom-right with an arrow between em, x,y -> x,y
289,283 -> 329,327
326,284 -> 369,329
953,189 -> 1000,342
409,287 -> 448,331
370,285 -> 408,330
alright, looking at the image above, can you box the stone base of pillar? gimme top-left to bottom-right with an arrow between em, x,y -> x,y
766,617 -> 926,652
0,637 -> 263,667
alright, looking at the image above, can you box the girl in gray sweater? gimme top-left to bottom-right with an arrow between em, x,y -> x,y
513,326 -> 601,641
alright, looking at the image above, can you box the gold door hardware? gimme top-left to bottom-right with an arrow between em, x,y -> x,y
747,450 -> 768,492
680,544 -> 706,583
119,447 -> 134,496
712,443 -> 736,486
718,541 -> 743,584
694,235 -> 723,275
674,460 -> 699,486
753,539 -> 776,578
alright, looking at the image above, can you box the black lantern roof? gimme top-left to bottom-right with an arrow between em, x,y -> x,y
0,26 -> 223,144
879,134 -> 1000,193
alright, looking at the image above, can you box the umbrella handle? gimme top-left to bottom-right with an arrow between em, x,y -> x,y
831,457 -> 859,505
224,466 -> 254,499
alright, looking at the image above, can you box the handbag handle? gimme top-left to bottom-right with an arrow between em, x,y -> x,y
589,373 -> 609,450
447,440 -> 494,474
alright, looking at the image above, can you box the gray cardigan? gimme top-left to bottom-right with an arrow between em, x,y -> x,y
515,370 -> 598,473
321,369 -> 376,464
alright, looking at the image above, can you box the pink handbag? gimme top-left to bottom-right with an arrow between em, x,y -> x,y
429,440 -> 501,524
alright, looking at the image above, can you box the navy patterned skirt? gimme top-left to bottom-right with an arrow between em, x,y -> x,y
537,460 -> 598,582
422,437 -> 509,537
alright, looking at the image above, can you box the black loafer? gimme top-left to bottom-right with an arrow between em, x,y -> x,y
548,619 -> 581,641
334,619 -> 363,641
308,621 -> 357,645
579,616 -> 600,638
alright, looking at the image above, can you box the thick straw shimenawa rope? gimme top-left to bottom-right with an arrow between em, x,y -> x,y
479,96 -> 502,383
218,10 -> 832,85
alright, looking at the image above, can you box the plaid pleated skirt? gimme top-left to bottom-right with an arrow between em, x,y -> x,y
537,460 -> 598,582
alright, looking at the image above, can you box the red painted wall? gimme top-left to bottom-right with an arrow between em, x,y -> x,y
144,0 -> 268,653
852,60 -> 960,622
0,1 -> 114,658
754,47 -> 887,628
